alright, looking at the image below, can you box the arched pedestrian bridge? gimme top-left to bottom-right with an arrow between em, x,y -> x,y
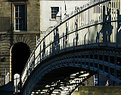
21,0 -> 121,95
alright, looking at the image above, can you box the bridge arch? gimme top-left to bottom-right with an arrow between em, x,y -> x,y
20,0 -> 121,94
21,46 -> 121,95
10,42 -> 31,80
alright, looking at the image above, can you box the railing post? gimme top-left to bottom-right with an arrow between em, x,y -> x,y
33,51 -> 35,69
40,44 -> 41,62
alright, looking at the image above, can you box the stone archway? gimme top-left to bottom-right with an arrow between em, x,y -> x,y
11,42 -> 30,80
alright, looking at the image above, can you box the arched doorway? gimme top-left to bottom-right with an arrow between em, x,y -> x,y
11,42 -> 30,80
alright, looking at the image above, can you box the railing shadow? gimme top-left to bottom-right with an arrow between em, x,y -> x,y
21,0 -> 121,87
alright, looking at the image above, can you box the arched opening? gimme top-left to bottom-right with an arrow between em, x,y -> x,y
11,42 -> 30,80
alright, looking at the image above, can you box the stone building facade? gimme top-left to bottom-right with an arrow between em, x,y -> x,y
0,0 -> 90,86
40,0 -> 88,33
0,0 -> 40,86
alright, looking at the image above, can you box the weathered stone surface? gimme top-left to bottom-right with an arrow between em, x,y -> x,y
0,0 -> 40,86
72,86 -> 121,95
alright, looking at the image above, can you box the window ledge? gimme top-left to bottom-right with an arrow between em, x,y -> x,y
49,19 -> 56,21
14,30 -> 26,32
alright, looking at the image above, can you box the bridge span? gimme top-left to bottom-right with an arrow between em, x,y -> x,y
20,0 -> 121,95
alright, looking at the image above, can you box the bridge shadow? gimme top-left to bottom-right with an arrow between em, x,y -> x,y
96,5 -> 121,44
96,5 -> 113,43
52,27 -> 60,53
21,2 -> 121,95
117,9 -> 121,44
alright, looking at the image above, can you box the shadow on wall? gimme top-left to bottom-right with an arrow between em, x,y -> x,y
96,3 -> 121,44
41,2 -> 121,57
97,5 -> 113,43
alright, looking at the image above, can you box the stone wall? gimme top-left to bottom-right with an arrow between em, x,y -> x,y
72,86 -> 121,95
0,0 -> 40,86
27,0 -> 40,31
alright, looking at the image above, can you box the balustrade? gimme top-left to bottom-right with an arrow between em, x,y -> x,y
21,0 -> 121,86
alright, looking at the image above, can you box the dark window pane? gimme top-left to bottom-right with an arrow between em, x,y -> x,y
16,24 -> 18,30
15,12 -> 18,17
15,5 -> 26,30
16,19 -> 18,24
19,19 -> 25,30
15,5 -> 18,11
19,5 -> 25,18
51,7 -> 59,19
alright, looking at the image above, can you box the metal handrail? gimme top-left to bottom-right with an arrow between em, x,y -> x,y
21,0 -> 111,85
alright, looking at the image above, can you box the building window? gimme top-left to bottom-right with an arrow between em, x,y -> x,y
51,7 -> 59,19
14,5 -> 26,31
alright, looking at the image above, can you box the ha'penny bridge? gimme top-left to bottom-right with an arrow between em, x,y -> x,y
20,0 -> 121,95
